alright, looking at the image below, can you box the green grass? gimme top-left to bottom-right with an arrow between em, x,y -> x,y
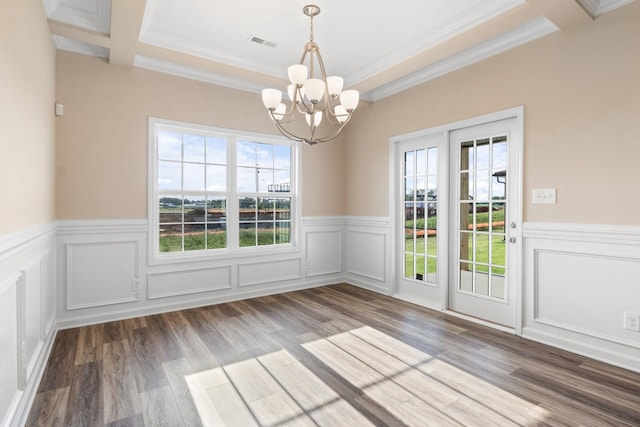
160,229 -> 289,252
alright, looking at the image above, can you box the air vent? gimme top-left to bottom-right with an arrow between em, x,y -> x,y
248,35 -> 277,48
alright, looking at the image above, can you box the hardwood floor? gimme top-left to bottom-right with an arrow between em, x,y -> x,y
27,284 -> 640,426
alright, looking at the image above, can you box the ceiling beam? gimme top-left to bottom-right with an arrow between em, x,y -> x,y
109,0 -> 147,67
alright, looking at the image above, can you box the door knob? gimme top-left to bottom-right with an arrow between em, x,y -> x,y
509,237 -> 516,243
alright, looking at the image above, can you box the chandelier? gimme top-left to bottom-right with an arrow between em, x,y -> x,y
261,5 -> 359,145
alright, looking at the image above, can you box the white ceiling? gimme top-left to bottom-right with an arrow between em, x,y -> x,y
43,0 -> 635,101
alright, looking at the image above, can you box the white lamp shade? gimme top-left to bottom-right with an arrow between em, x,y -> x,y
288,64 -> 308,85
305,111 -> 323,127
340,90 -> 359,111
273,103 -> 286,121
304,78 -> 325,103
262,88 -> 282,110
326,76 -> 344,97
334,105 -> 348,123
287,84 -> 296,102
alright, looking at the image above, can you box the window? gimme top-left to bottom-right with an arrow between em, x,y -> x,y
149,118 -> 297,259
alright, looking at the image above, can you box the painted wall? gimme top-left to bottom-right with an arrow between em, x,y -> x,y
55,52 -> 346,219
343,2 -> 640,225
0,0 -> 56,235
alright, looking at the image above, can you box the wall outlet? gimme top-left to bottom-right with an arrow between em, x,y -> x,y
624,311 -> 640,332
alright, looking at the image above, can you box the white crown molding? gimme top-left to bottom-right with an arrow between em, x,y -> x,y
133,55 -> 265,94
346,0 -> 525,86
44,0 -> 111,34
53,35 -> 109,58
363,16 -> 558,102
576,0 -> 635,17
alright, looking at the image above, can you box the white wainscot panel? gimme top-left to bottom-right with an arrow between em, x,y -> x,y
306,231 -> 342,277
148,266 -> 231,299
22,259 -> 44,383
67,241 -> 140,310
347,231 -> 386,282
534,249 -> 640,349
238,258 -> 302,287
0,276 -> 20,427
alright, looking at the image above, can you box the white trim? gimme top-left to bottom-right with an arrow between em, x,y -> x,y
364,17 -> 558,101
524,222 -> 640,245
576,0 -> 635,17
0,223 -> 56,257
57,219 -> 147,235
147,265 -> 232,299
237,258 -> 303,287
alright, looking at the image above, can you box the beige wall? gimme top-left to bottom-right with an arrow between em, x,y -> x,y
0,0 -> 56,235
55,52 -> 345,219
344,2 -> 640,225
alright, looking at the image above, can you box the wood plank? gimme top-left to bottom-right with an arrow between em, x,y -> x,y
27,284 -> 640,426
102,340 -> 141,424
64,361 -> 103,426
26,387 -> 70,427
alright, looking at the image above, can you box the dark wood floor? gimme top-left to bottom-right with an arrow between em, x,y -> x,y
27,283 -> 640,426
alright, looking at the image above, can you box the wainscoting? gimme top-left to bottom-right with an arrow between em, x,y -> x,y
0,224 -> 57,427
2,218 -> 640,426
522,222 -> 640,372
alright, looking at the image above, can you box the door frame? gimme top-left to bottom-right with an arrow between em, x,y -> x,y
389,106 -> 524,334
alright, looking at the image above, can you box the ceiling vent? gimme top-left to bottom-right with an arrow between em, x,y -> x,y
248,35 -> 277,48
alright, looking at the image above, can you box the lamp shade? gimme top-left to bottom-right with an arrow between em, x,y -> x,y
305,111 -> 323,127
262,88 -> 282,110
334,105 -> 348,123
340,90 -> 359,111
304,78 -> 325,103
288,64 -> 308,85
273,103 -> 286,121
326,76 -> 344,97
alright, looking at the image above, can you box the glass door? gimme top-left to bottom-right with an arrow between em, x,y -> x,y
449,118 -> 519,328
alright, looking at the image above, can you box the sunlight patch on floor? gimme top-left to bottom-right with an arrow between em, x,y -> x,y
186,326 -> 551,426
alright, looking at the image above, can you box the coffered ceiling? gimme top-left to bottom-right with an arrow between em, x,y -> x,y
43,0 -> 635,101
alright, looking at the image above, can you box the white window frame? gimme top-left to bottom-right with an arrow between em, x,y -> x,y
147,117 -> 301,265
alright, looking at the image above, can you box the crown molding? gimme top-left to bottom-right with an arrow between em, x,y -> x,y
575,0 -> 635,17
133,55 -> 264,94
363,16 -> 558,102
43,0 -> 111,34
54,35 -> 109,58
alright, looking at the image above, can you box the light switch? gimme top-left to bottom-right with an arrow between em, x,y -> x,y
532,188 -> 556,204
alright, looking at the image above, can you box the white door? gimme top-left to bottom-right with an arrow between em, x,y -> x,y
448,118 -> 520,328
394,134 -> 447,309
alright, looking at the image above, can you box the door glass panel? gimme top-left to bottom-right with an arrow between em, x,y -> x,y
456,135 -> 508,300
403,146 -> 437,284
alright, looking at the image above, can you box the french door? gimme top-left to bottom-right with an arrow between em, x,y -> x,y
394,110 -> 522,330
448,118 -> 519,328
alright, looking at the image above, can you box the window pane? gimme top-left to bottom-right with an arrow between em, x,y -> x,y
416,149 -> 426,176
184,198 -> 206,223
493,136 -> 507,169
476,233 -> 490,264
258,223 -> 274,246
492,173 -> 506,200
491,269 -> 506,299
405,253 -> 414,279
206,165 -> 226,191
206,136 -> 227,164
237,140 -> 256,166
416,177 -> 425,201
184,224 -> 205,251
237,167 -> 257,192
276,222 -> 290,244
159,225 -> 182,252
476,171 -> 489,202
239,223 -> 256,247
257,168 -> 274,193
427,147 -> 438,174
207,229 -> 226,249
460,141 -> 473,170
415,255 -> 425,281
404,151 -> 414,176
405,178 -> 415,201
159,196 -> 182,223
158,130 -> 182,161
184,134 -> 205,163
460,172 -> 473,201
275,198 -> 291,220
158,161 -> 181,190
256,143 -> 274,169
274,145 -> 291,170
476,138 -> 490,169
459,262 -> 473,292
273,170 -> 291,193
258,198 -> 274,221
183,163 -> 205,191
239,197 -> 256,221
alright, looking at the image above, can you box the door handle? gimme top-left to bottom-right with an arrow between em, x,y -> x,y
509,237 -> 516,243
